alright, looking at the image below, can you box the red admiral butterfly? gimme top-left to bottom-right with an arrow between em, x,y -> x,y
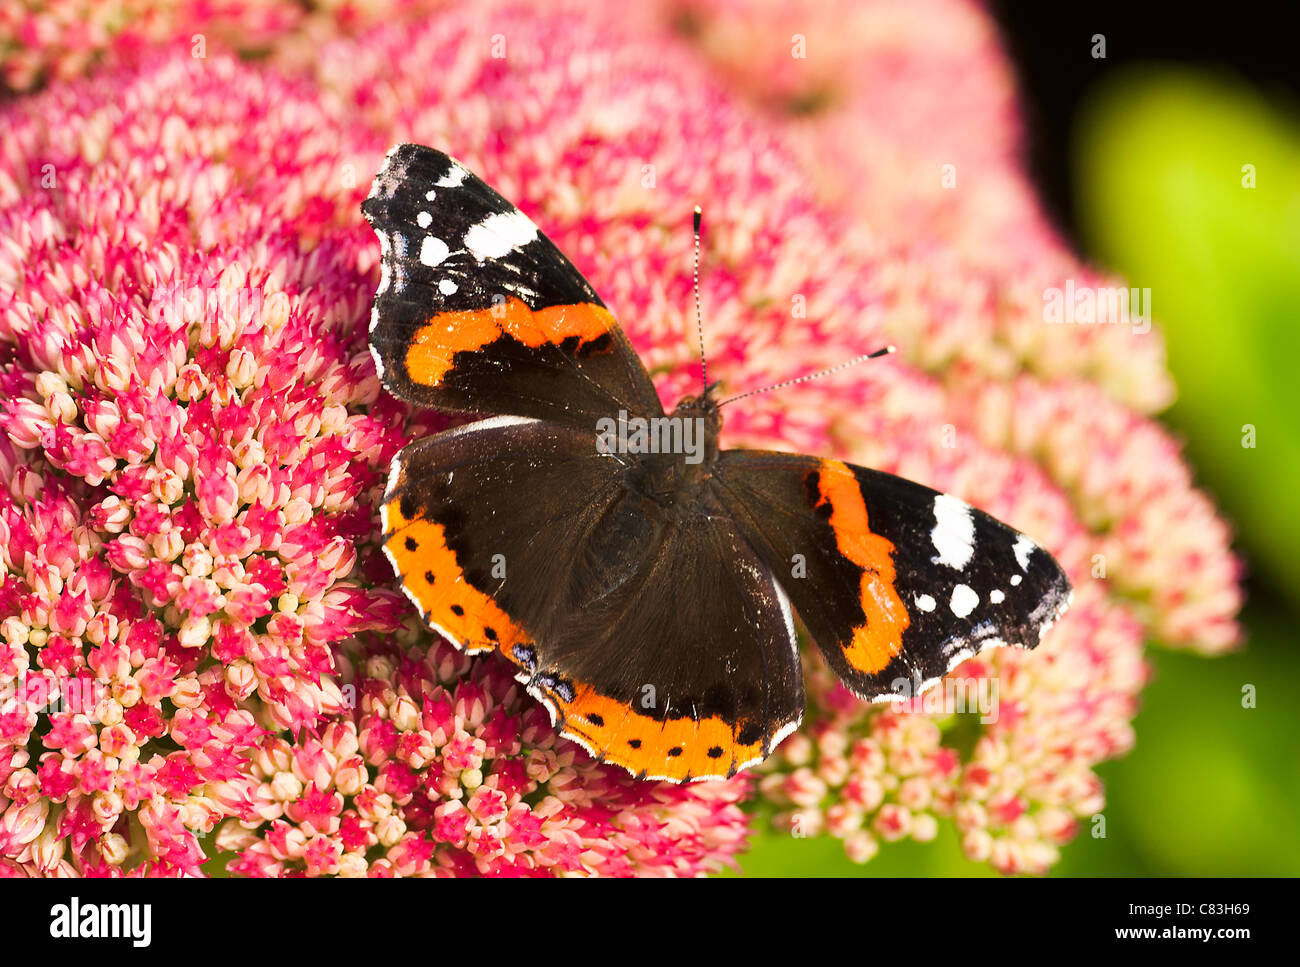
363,144 -> 1072,782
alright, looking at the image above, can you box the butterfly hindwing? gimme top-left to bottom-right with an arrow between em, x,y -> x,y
713,451 -> 1073,700
382,419 -> 804,781
363,144 -> 663,426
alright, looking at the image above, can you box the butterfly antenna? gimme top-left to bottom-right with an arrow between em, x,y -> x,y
693,206 -> 708,394
716,345 -> 896,407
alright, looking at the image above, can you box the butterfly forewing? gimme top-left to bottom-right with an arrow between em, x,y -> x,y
363,144 -> 663,426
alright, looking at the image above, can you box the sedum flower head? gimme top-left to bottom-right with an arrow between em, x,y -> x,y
218,638 -> 748,876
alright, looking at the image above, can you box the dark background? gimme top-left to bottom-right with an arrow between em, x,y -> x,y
991,0 -> 1300,250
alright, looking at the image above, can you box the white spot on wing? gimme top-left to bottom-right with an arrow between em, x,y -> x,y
989,589 -> 1005,604
438,278 -> 458,295
436,164 -> 468,188
949,584 -> 979,618
773,582 -> 797,659
914,593 -> 937,612
463,210 -> 538,260
416,211 -> 432,228
931,494 -> 975,570
419,235 -> 450,267
1013,534 -> 1036,571
1010,574 -> 1023,586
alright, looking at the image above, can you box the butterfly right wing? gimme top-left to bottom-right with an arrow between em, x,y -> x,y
363,144 -> 664,427
713,450 -> 1073,701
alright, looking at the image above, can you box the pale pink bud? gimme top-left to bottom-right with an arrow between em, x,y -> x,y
897,776 -> 932,811
390,695 -> 420,733
226,348 -> 257,389
34,371 -> 67,399
99,832 -> 129,866
97,698 -> 124,727
150,530 -> 184,561
174,363 -> 207,402
225,659 -> 256,700
0,798 -> 49,849
214,820 -> 260,853
110,676 -> 142,709
911,813 -> 939,842
254,740 -> 293,777
92,790 -> 124,825
107,535 -> 149,570
94,356 -> 130,393
1,618 -> 28,647
262,291 -> 290,332
355,789 -> 393,824
784,767 -> 827,809
283,498 -> 312,527
375,814 -> 406,848
778,730 -> 813,767
171,675 -> 203,709
271,826 -> 307,861
152,469 -> 184,505
337,852 -> 368,877
825,803 -> 863,838
844,830 -> 880,864
98,724 -> 134,757
181,544 -> 213,578
92,495 -> 130,533
333,757 -> 366,796
270,772 -> 304,802
4,398 -> 52,448
46,391 -> 78,425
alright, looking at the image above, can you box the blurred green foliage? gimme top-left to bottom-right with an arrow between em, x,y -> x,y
1078,66 -> 1300,611
737,66 -> 1300,877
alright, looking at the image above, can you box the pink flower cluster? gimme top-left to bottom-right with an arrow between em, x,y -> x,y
0,18 -> 756,875
0,0 -> 304,91
1,0 -> 1242,875
217,640 -> 748,876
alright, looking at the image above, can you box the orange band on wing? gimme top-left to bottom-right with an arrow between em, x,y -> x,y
815,460 -> 910,674
406,299 -> 615,386
547,685 -> 768,781
384,499 -> 530,660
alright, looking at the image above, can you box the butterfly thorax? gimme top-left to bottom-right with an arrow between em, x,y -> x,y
619,394 -> 722,510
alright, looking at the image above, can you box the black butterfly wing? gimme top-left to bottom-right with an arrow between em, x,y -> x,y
713,450 -> 1073,700
363,144 -> 663,426
382,418 -> 803,781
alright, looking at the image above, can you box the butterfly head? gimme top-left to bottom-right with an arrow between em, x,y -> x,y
662,384 -> 723,477
671,382 -> 722,432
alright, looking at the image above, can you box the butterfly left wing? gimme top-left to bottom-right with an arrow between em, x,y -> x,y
712,451 -> 1072,700
382,418 -> 804,782
362,144 -> 664,427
